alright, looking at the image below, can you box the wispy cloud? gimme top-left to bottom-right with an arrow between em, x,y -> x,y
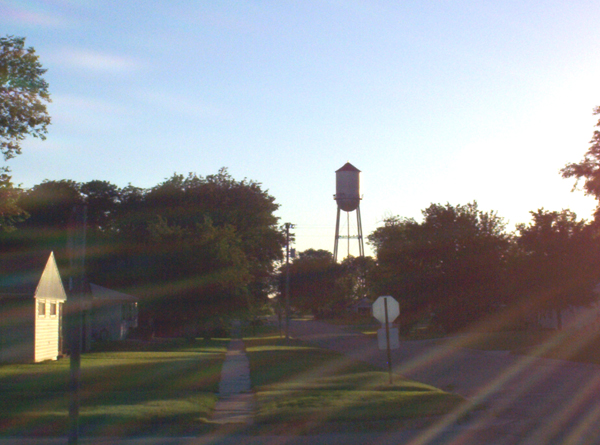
0,3 -> 69,27
52,48 -> 144,74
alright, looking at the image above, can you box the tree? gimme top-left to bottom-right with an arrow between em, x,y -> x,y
17,180 -> 83,229
0,36 -> 51,163
0,36 -> 51,231
280,249 -> 376,318
368,202 -> 511,332
0,170 -> 285,336
109,169 -> 285,334
515,209 -> 600,328
561,106 -> 600,209
80,180 -> 121,231
0,175 -> 26,231
282,249 -> 343,317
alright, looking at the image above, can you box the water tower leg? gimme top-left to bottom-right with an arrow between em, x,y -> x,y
356,205 -> 364,257
333,207 -> 341,262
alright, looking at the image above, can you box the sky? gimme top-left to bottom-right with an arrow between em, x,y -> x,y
3,0 -> 600,257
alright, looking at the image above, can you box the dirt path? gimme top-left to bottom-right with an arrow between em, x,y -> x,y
289,318 -> 600,444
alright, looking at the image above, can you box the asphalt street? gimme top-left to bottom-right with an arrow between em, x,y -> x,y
289,318 -> 600,445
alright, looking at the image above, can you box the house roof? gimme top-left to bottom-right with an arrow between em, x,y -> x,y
0,251 -> 54,297
90,283 -> 138,303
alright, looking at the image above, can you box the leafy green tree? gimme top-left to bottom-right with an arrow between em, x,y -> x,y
515,209 -> 600,328
80,180 -> 121,231
0,180 -> 85,273
143,216 -> 251,335
105,169 -> 284,333
0,36 -> 51,230
283,249 -> 343,317
0,170 -> 284,336
142,169 -> 284,300
0,35 -> 50,162
17,180 -> 83,229
0,176 -> 26,231
280,249 -> 375,318
337,255 -> 376,305
369,202 -> 510,332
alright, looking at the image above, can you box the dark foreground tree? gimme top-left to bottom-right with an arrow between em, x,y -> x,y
282,249 -> 341,317
105,169 -> 285,335
515,209 -> 600,328
1,170 -> 284,336
369,202 -> 510,333
280,249 -> 376,318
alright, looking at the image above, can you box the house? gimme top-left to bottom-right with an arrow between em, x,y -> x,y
0,251 -> 67,363
535,283 -> 600,331
537,305 -> 600,331
89,284 -> 138,341
349,297 -> 372,316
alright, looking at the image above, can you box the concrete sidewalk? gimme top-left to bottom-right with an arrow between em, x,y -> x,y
211,329 -> 255,425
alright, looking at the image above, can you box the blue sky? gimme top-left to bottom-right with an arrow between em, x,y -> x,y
3,0 -> 600,256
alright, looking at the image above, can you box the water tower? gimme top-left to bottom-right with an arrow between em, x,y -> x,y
333,162 -> 364,262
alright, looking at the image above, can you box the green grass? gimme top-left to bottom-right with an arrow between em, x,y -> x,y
0,338 -> 227,437
439,330 -> 551,352
433,329 -> 600,366
245,335 -> 464,430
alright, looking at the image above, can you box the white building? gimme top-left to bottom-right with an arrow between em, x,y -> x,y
0,251 -> 67,363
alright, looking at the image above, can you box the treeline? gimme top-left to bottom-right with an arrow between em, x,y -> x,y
284,203 -> 600,333
4,170 -> 600,337
284,107 -> 600,333
0,169 -> 285,336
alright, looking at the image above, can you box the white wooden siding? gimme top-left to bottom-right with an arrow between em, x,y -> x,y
35,299 -> 61,362
34,253 -> 67,362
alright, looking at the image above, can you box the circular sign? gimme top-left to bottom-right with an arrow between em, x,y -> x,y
372,296 -> 399,324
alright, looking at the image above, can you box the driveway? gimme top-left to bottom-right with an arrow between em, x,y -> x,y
289,318 -> 600,445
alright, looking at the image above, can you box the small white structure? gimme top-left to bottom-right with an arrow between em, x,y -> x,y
0,251 -> 67,363
89,284 -> 138,341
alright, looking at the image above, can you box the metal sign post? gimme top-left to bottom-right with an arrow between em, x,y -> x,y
372,296 -> 400,385
68,205 -> 86,445
384,298 -> 393,384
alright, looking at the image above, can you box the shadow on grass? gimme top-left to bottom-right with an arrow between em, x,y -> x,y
0,338 -> 228,437
246,335 -> 464,430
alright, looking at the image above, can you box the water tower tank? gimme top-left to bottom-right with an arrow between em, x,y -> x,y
335,162 -> 361,212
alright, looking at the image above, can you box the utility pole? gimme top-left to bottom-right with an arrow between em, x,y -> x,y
68,205 -> 87,445
284,223 -> 294,340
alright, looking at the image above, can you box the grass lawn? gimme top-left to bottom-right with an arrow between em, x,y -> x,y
438,330 -> 552,352
457,328 -> 600,365
244,335 -> 464,432
430,328 -> 600,366
0,338 -> 227,437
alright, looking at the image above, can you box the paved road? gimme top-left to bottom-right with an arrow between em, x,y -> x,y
289,318 -> 600,445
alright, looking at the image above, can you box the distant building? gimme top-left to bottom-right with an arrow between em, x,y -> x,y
0,251 -> 67,363
348,297 -> 372,316
537,304 -> 600,331
535,283 -> 600,330
89,283 -> 138,341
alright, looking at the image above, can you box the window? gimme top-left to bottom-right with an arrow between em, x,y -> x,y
38,301 -> 45,316
49,303 -> 57,316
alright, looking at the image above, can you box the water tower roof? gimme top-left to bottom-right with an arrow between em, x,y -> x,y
336,162 -> 360,172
